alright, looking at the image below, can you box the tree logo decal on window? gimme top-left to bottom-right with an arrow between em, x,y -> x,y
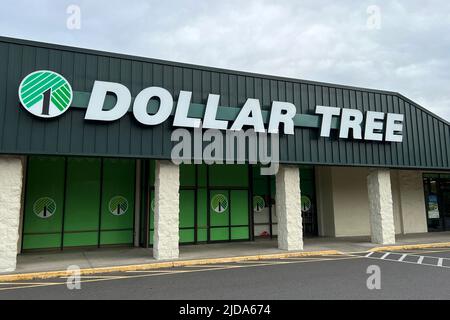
253,195 -> 266,213
301,195 -> 312,213
18,70 -> 73,118
33,197 -> 56,219
211,193 -> 228,214
108,196 -> 129,216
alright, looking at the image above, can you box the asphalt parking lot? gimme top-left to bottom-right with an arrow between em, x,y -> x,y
1,247 -> 450,300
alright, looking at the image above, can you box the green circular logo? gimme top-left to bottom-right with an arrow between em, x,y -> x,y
211,193 -> 228,214
18,70 -> 73,118
33,197 -> 56,219
108,196 -> 129,216
301,195 -> 312,213
253,195 -> 265,212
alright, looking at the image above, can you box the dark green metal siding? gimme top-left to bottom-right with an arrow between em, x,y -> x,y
0,37 -> 449,170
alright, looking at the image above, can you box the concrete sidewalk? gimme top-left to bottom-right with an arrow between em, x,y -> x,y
6,232 -> 450,276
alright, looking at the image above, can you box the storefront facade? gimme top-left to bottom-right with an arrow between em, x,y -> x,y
21,158 -> 317,251
0,36 -> 448,272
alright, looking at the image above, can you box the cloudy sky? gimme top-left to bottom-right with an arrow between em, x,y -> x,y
1,0 -> 449,120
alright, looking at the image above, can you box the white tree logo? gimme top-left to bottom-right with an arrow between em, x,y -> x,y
211,193 -> 228,214
108,196 -> 128,216
33,197 -> 56,219
18,70 -> 73,118
253,196 -> 265,212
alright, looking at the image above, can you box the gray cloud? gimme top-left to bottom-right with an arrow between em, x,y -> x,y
1,0 -> 449,120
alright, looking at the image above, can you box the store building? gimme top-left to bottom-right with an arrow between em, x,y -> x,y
0,37 -> 449,272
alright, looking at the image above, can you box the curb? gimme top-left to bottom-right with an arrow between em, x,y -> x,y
3,241 -> 450,282
368,241 -> 450,252
0,249 -> 340,282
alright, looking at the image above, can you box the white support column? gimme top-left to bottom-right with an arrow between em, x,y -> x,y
153,160 -> 180,260
367,169 -> 395,244
0,156 -> 23,272
275,165 -> 303,251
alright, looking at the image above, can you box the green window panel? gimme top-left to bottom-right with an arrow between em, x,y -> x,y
210,227 -> 229,241
300,167 -> 314,180
210,190 -> 229,227
145,160 -> 155,246
197,165 -> 207,187
197,228 -> 207,242
230,190 -> 249,226
180,229 -> 195,243
209,164 -> 248,187
252,165 -> 270,195
209,190 -> 230,241
63,157 -> 101,247
180,164 -> 196,187
22,156 -> 65,250
149,230 -> 154,245
149,161 -> 156,186
179,190 -> 195,243
63,232 -> 99,247
231,227 -> 249,240
253,177 -> 267,195
99,158 -> 135,246
139,181 -> 145,246
208,189 -> 250,242
139,161 -> 154,246
197,188 -> 207,242
148,190 -> 154,245
100,230 -> 134,245
300,167 -> 315,210
231,191 -> 250,240
301,182 -> 314,196
22,234 -> 62,250
143,164 -> 252,245
252,166 -> 273,237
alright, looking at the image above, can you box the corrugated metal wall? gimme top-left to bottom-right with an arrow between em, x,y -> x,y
0,37 -> 449,170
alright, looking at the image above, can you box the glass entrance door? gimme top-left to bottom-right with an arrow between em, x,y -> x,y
252,165 -> 317,238
441,181 -> 450,230
142,163 -> 250,246
424,174 -> 450,232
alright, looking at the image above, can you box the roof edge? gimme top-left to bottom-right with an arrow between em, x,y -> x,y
396,93 -> 449,126
0,36 -> 398,94
1,35 -> 448,125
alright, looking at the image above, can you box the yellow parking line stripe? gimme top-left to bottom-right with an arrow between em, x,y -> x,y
237,260 -> 285,264
183,264 -> 237,268
0,283 -> 63,291
59,275 -> 124,279
0,255 -> 363,292
0,282 -> 61,285
0,249 -> 342,282
125,270 -> 186,273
